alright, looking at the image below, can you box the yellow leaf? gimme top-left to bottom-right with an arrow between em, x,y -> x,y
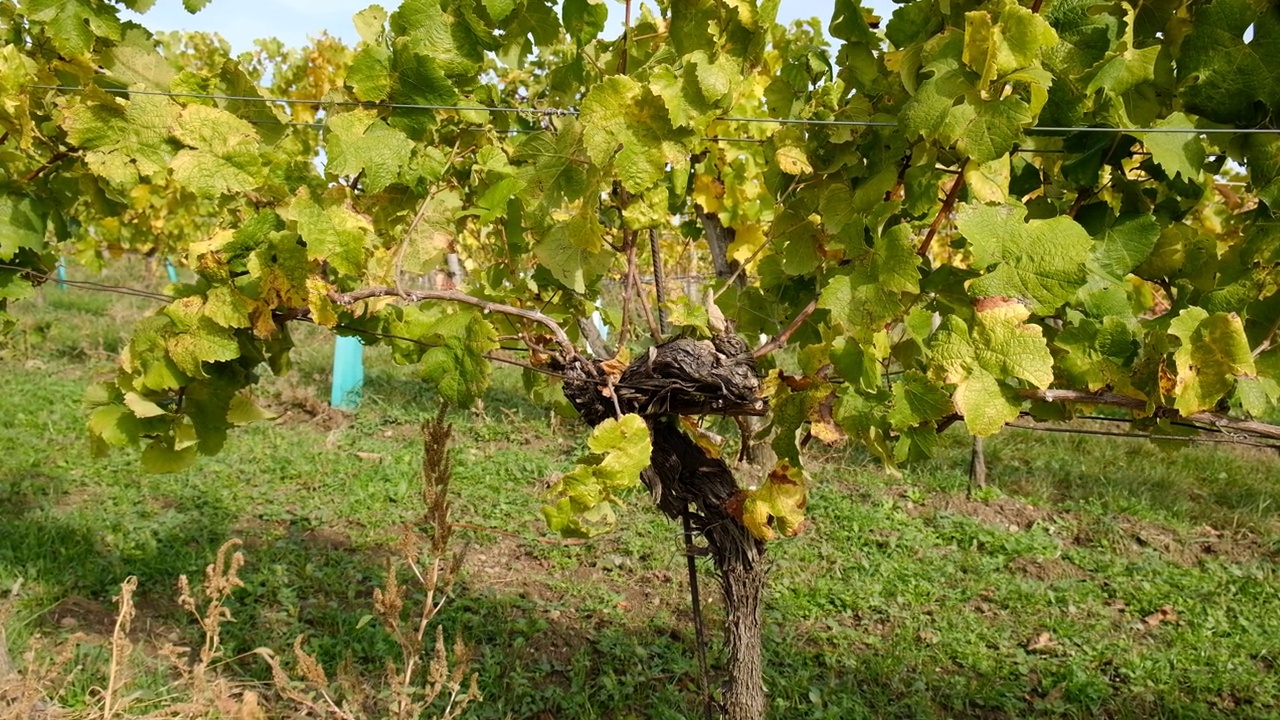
774,145 -> 813,175
691,174 -> 725,214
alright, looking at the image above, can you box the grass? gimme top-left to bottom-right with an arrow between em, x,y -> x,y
3,275 -> 1280,718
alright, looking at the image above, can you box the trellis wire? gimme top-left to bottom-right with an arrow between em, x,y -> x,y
31,84 -> 1280,134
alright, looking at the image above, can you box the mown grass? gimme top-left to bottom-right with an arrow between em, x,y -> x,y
3,277 -> 1280,718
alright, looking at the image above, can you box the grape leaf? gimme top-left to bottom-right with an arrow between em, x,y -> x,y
956,201 -> 1092,314
887,370 -> 953,430
353,4 -> 389,44
325,109 -> 414,193
580,76 -> 693,191
347,46 -> 393,102
61,93 -> 180,187
730,461 -> 808,542
281,189 -> 374,277
543,414 -> 652,538
1139,113 -> 1204,182
562,0 -> 607,44
0,194 -> 47,259
513,121 -> 591,209
534,206 -> 613,294
818,224 -> 922,340
1169,307 -> 1256,415
141,439 -> 197,473
1090,212 -> 1160,279
1176,0 -> 1280,125
23,0 -> 123,56
170,104 -> 264,197
930,299 -> 1054,436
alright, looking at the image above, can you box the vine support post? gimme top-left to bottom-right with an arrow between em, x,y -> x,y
330,335 -> 364,411
969,435 -> 987,494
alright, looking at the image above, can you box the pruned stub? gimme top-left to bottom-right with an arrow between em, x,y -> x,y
559,335 -> 767,543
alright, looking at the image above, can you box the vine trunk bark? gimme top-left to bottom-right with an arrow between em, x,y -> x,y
718,526 -> 767,720
559,335 -> 769,720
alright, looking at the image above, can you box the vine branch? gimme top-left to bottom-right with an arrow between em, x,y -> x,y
330,286 -> 577,356
751,298 -> 817,359
1017,388 -> 1280,443
918,160 -> 967,258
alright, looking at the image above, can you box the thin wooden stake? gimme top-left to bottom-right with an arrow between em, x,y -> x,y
683,511 -> 715,720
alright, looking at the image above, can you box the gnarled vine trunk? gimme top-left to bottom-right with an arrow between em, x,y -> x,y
559,336 -> 769,720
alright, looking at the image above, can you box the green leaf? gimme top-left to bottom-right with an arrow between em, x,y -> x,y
61,93 -> 180,187
818,224 -> 921,340
930,299 -> 1054,436
964,154 -> 1011,203
123,391 -> 168,418
1091,213 -> 1160,279
227,395 -> 275,424
347,46 -> 393,102
956,201 -> 1092,314
1168,307 -> 1256,415
1176,0 -> 1280,125
0,194 -> 47,259
562,0 -> 607,44
513,121 -> 591,209
166,316 -> 241,379
888,371 -> 953,430
1139,113 -> 1204,182
543,414 -> 652,538
773,145 -> 812,175
353,4 -> 389,44
141,439 -> 197,473
482,0 -> 516,22
23,0 -> 122,56
1236,376 -> 1280,418
170,104 -> 263,197
900,31 -> 1049,163
281,189 -> 374,277
580,76 -> 693,191
182,0 -> 211,11
88,404 -> 141,447
123,315 -> 191,391
383,306 -> 498,405
534,207 -> 614,294
400,189 -> 460,275
1244,134 -> 1280,210
102,27 -> 176,90
732,461 -> 808,542
325,109 -> 414,193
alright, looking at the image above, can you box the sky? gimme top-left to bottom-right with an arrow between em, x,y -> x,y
123,0 -> 899,54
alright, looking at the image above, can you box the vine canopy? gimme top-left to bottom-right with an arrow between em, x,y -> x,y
2,0 -> 1280,536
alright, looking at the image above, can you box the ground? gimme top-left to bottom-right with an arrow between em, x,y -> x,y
2,275 -> 1280,718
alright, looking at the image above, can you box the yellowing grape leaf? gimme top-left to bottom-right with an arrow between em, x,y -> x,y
729,461 -> 808,542
930,299 -> 1054,436
325,109 -> 414,193
543,414 -> 652,538
1169,307 -> 1256,415
580,76 -> 693,191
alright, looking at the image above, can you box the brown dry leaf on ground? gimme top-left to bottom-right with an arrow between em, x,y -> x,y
1143,605 -> 1179,626
1026,632 -> 1057,654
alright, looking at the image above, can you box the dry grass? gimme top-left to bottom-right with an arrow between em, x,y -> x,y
1,409 -> 479,719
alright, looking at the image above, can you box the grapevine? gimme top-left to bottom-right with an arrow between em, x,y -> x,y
4,0 -> 1280,717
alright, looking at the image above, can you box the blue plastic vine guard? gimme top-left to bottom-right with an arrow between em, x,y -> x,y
56,258 -> 67,289
164,258 -> 179,283
330,335 -> 365,410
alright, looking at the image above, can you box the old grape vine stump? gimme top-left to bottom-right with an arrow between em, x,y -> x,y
560,335 -> 770,720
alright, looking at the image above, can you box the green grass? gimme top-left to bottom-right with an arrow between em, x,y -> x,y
3,281 -> 1280,718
